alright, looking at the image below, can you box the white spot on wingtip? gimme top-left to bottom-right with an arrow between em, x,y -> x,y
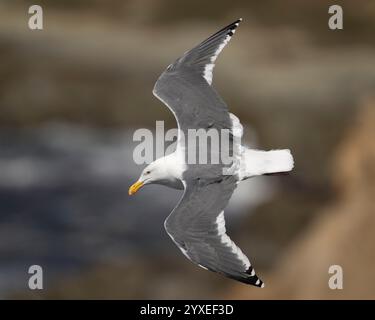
255,279 -> 260,285
198,264 -> 208,270
261,283 -> 265,288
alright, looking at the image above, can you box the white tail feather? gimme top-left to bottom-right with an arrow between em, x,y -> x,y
240,149 -> 294,180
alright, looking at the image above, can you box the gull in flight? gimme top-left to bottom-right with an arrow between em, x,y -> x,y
129,19 -> 294,287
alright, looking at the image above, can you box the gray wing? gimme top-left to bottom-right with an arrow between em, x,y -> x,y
164,175 -> 264,287
152,19 -> 242,134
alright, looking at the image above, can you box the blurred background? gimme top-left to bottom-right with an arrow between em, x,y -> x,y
1,0 -> 375,299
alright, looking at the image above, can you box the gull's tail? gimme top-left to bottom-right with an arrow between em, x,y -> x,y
240,149 -> 294,180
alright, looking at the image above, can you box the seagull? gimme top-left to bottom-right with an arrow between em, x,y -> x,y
129,19 -> 294,287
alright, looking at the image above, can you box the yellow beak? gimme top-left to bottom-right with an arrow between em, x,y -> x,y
128,181 -> 144,195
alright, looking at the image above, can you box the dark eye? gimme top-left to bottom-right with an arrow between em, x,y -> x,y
146,171 -> 151,174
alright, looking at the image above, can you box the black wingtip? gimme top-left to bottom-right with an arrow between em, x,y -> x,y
224,266 -> 265,288
232,18 -> 242,28
239,275 -> 265,288
242,265 -> 265,288
234,18 -> 243,26
227,19 -> 242,37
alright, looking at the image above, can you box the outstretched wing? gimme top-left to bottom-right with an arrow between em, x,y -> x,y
152,19 -> 242,134
164,175 -> 264,287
